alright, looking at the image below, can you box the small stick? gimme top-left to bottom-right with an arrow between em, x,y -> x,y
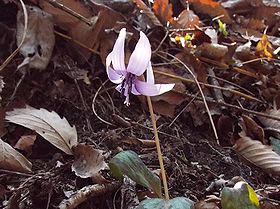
9,68 -> 27,103
74,79 -> 93,132
59,182 -> 121,209
92,80 -> 115,126
54,31 -> 100,55
146,96 -> 169,199
185,93 -> 280,121
44,0 -> 93,26
0,0 -> 28,72
169,92 -> 199,127
153,69 -> 262,103
160,51 -> 219,142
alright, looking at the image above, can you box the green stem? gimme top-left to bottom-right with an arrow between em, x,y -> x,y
146,96 -> 169,200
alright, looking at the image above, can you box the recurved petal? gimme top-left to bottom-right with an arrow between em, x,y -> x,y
127,31 -> 151,76
134,80 -> 175,96
107,67 -> 124,84
111,28 -> 126,71
131,84 -> 141,95
146,62 -> 154,84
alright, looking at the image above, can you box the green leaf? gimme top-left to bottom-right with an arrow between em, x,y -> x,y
221,181 -> 259,209
109,150 -> 162,197
270,137 -> 280,156
136,197 -> 194,209
218,19 -> 228,37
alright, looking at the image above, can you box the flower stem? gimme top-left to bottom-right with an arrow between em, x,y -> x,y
146,96 -> 169,200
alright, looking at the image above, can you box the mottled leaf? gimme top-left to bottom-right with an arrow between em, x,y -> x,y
109,150 -> 161,197
221,181 -> 259,209
270,137 -> 280,156
136,197 -> 194,209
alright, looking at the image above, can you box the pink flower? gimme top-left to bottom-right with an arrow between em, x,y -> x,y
106,28 -> 175,105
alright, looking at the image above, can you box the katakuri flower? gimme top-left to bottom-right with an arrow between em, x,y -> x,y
106,28 -> 175,105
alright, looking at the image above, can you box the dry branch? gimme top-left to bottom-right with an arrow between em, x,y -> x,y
59,181 -> 121,209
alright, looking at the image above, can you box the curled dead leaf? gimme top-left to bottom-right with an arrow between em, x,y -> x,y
14,135 -> 37,156
173,9 -> 201,29
17,6 -> 55,70
133,0 -> 162,27
189,0 -> 231,24
234,136 -> 280,175
5,106 -> 77,155
258,109 -> 280,134
71,144 -> 108,179
255,34 -> 273,60
0,138 -> 32,173
239,115 -> 265,144
152,0 -> 173,25
196,43 -> 228,60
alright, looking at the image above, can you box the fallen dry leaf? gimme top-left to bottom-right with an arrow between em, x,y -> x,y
71,144 -> 108,179
189,0 -> 231,24
40,0 -> 124,60
152,0 -> 173,25
14,135 -> 37,156
239,115 -> 265,144
258,109 -> 280,138
173,9 -> 200,29
5,106 -> 77,155
149,67 -> 186,117
70,8 -> 124,60
38,0 -> 92,29
17,5 -> 55,70
0,138 -> 32,173
255,34 -> 273,60
133,0 -> 162,27
234,136 -> 280,175
196,43 -> 228,60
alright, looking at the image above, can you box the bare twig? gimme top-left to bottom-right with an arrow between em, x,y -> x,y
185,93 -> 280,121
54,31 -> 100,55
59,182 -> 121,209
208,68 -> 225,103
169,92 -> 199,127
152,29 -> 170,54
74,79 -> 93,132
92,80 -> 115,126
43,0 -> 93,26
9,68 -> 27,102
153,69 -> 262,102
0,0 -> 28,72
159,51 -> 219,142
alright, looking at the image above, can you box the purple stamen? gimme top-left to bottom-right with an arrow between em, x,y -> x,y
120,73 -> 135,105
